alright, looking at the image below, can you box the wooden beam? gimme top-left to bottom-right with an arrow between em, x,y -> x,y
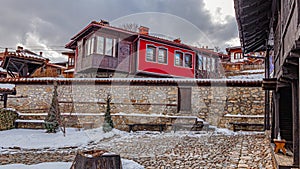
279,77 -> 292,84
3,94 -> 7,108
282,66 -> 299,80
292,40 -> 300,50
289,52 -> 300,58
292,80 -> 299,165
241,14 -> 269,26
286,58 -> 299,66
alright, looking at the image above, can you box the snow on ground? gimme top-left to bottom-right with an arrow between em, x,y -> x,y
0,127 -> 262,168
0,128 -> 128,150
0,127 -> 144,169
0,162 -> 71,169
0,159 -> 144,169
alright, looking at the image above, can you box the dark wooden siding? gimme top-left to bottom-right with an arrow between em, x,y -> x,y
279,87 -> 293,145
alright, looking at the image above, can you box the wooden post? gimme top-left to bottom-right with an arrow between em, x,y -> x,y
271,94 -> 276,140
3,94 -> 8,108
71,150 -> 122,169
293,80 -> 299,165
274,93 -> 280,138
264,47 -> 271,130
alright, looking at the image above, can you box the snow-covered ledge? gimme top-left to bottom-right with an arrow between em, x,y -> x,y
224,114 -> 264,118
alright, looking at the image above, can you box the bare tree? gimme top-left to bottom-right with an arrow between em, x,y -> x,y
121,23 -> 139,32
214,46 -> 221,52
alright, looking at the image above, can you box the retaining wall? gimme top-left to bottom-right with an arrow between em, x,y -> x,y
1,78 -> 264,128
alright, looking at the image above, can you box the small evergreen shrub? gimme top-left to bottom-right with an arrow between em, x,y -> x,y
44,82 -> 61,133
103,94 -> 114,132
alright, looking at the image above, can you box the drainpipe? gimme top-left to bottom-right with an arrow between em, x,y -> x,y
129,35 -> 140,76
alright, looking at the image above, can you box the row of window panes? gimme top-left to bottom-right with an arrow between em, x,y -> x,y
231,52 -> 243,59
146,45 -> 193,68
146,45 -> 168,64
81,36 -> 118,57
198,54 -> 217,72
68,57 -> 75,66
174,51 -> 192,68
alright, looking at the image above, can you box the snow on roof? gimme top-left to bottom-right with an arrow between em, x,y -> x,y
240,69 -> 264,73
0,66 -> 6,73
46,63 -> 67,69
64,68 -> 74,73
227,73 -> 264,80
0,77 -> 262,86
0,84 -> 15,91
7,51 -> 46,61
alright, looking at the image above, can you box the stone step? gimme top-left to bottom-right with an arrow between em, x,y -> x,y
14,119 -> 45,129
18,113 -> 47,120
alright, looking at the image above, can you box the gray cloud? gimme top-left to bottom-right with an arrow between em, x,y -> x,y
0,0 -> 238,61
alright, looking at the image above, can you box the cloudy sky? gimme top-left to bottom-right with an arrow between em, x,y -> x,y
0,0 -> 239,62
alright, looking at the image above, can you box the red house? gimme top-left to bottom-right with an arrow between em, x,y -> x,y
65,20 -> 220,78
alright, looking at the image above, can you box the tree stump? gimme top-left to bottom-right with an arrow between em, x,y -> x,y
70,150 -> 122,169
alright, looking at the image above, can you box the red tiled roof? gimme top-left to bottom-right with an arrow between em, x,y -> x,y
5,51 -> 46,62
66,21 -> 137,49
65,20 -> 221,54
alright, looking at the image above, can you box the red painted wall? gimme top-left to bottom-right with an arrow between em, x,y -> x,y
137,39 -> 195,78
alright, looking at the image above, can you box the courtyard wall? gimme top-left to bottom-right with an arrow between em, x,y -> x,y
1,78 -> 264,129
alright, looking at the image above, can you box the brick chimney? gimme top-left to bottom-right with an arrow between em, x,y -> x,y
16,46 -> 23,52
173,38 -> 181,43
138,26 -> 149,35
100,19 -> 109,26
4,48 -> 8,55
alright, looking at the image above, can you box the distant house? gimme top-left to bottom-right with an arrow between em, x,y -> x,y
65,20 -> 221,78
222,46 -> 264,73
31,61 -> 67,78
0,46 -> 46,78
62,51 -> 75,78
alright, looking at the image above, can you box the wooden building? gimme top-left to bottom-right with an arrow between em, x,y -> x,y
62,51 -> 75,78
235,0 -> 300,167
223,46 -> 264,72
0,46 -> 46,78
32,61 -> 67,78
65,20 -> 221,78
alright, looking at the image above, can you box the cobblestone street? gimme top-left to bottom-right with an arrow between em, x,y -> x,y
98,131 -> 273,169
0,130 -> 273,169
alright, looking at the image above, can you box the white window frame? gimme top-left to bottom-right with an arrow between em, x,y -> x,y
146,45 -> 157,62
184,53 -> 193,68
157,47 -> 168,64
174,50 -> 184,67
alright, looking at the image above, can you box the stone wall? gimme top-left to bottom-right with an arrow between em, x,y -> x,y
3,79 -> 265,128
0,109 -> 18,130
